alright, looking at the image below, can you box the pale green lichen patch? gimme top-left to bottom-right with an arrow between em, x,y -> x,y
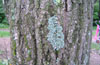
53,0 -> 61,5
26,50 -> 32,61
47,16 -> 64,50
83,54 -> 88,65
11,8 -> 15,21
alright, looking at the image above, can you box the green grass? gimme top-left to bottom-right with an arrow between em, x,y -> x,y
91,43 -> 100,50
0,23 -> 9,29
92,31 -> 96,36
92,26 -> 96,36
0,31 -> 10,37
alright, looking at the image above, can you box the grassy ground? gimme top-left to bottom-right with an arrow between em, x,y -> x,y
0,23 -> 10,37
92,26 -> 96,36
92,31 -> 96,36
91,43 -> 100,50
0,31 -> 10,37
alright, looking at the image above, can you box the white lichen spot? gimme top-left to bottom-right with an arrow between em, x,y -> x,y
56,58 -> 60,63
69,30 -> 71,33
12,15 -> 15,20
71,30 -> 73,32
27,34 -> 31,40
73,46 -> 76,49
11,9 -> 15,13
14,33 -> 18,40
88,31 -> 91,36
71,61 -> 76,65
2,0 -> 4,4
75,21 -> 77,24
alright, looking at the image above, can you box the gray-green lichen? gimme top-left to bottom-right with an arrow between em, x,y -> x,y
53,0 -> 61,5
47,16 -> 64,50
11,8 -> 15,21
83,54 -> 88,65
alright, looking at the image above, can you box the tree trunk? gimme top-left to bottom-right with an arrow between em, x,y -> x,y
4,0 -> 93,65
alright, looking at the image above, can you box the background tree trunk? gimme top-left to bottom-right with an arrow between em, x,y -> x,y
4,0 -> 93,65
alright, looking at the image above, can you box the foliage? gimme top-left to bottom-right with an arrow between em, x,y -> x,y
47,16 -> 64,50
93,1 -> 99,26
0,0 -> 8,24
0,23 -> 9,29
94,1 -> 99,20
0,31 -> 10,37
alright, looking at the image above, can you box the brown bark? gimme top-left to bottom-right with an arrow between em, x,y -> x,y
4,0 -> 93,65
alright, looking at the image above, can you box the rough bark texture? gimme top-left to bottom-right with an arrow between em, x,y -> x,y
3,0 -> 93,65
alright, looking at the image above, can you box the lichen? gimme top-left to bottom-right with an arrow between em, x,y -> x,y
46,61 -> 49,65
11,8 -> 15,21
53,0 -> 61,5
56,58 -> 60,63
26,50 -> 31,61
83,54 -> 88,65
47,16 -> 64,50
12,15 -> 15,20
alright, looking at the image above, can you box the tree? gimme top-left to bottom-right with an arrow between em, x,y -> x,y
3,0 -> 94,65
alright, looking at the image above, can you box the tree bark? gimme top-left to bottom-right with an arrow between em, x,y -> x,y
4,0 -> 93,65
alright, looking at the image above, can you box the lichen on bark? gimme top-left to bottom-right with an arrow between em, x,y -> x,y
3,0 -> 93,65
47,15 -> 64,50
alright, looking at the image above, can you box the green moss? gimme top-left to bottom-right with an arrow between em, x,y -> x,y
12,40 -> 16,56
24,35 -> 28,44
26,50 -> 32,61
39,43 -> 42,49
26,56 -> 31,61
24,35 -> 30,49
